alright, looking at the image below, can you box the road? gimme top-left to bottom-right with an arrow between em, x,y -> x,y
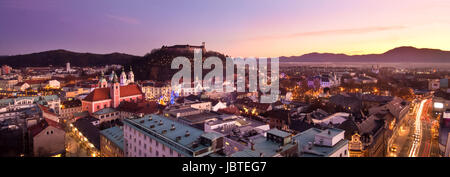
388,98 -> 440,157
65,131 -> 89,157
408,99 -> 426,157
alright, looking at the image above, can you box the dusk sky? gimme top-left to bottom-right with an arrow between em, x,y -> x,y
1,0 -> 450,57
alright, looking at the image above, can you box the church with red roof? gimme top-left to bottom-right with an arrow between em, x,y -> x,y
82,69 -> 143,114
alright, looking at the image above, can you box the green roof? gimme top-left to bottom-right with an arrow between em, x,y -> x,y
201,132 -> 223,141
0,95 -> 59,107
293,128 -> 348,157
267,129 -> 291,138
73,111 -> 89,118
123,114 -> 212,157
100,126 -> 124,151
93,107 -> 117,115
231,135 -> 296,157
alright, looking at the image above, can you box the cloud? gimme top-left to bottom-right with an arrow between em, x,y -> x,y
106,14 -> 141,25
249,26 -> 406,41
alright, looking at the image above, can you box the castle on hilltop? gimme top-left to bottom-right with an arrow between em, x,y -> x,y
161,42 -> 206,54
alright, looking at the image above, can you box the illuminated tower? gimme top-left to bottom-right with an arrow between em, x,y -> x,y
110,73 -> 120,108
127,67 -> 135,84
98,71 -> 108,88
120,68 -> 128,86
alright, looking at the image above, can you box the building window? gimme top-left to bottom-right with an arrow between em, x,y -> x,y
156,151 -> 159,156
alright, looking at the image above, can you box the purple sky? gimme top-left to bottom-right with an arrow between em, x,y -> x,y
1,0 -> 450,57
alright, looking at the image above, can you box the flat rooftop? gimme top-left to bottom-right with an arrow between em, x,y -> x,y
293,128 -> 348,157
100,126 -> 124,151
124,114 -> 210,156
231,134 -> 296,157
267,129 -> 291,138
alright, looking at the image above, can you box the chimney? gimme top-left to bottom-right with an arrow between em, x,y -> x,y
158,120 -> 163,125
185,130 -> 190,137
170,124 -> 176,131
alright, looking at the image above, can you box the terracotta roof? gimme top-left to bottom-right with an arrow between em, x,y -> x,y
83,88 -> 110,102
120,84 -> 142,97
218,105 -> 240,115
28,118 -> 63,137
83,84 -> 142,102
14,82 -> 26,86
37,104 -> 58,117
24,79 -> 48,85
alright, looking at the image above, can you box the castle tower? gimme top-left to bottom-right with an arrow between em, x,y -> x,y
66,62 -> 71,72
127,66 -> 134,84
98,71 -> 108,88
110,73 -> 120,108
120,68 -> 128,86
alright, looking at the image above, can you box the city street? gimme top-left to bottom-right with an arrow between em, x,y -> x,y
388,103 -> 416,157
65,131 -> 89,157
388,98 -> 440,157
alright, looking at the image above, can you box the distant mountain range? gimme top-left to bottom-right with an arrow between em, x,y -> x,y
0,49 -> 140,67
1,46 -> 449,69
280,46 -> 450,63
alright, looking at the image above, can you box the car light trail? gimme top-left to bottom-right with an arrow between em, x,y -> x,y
408,99 -> 426,157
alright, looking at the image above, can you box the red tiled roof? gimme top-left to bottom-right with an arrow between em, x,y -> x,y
218,105 -> 240,115
24,79 -> 48,85
37,104 -> 58,117
83,84 -> 143,102
120,84 -> 143,97
83,88 -> 110,102
28,118 -> 63,137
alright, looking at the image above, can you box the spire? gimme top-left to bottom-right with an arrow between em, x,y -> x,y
108,70 -> 115,82
128,66 -> 135,84
98,71 -> 104,80
113,73 -> 119,83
